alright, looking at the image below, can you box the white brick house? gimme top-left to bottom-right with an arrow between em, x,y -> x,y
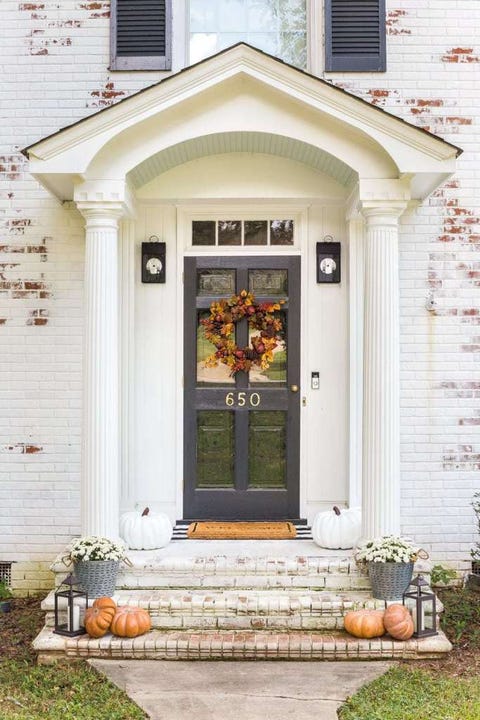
0,0 -> 478,594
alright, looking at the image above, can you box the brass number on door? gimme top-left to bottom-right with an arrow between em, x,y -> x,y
225,392 -> 261,408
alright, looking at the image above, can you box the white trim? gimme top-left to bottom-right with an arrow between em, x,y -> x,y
347,216 -> 364,508
119,218 -> 136,511
176,202 -> 309,521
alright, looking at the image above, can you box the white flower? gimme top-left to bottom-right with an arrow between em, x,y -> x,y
355,535 -> 419,564
68,536 -> 127,562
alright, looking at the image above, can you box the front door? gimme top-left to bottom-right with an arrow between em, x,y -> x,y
184,256 -> 300,520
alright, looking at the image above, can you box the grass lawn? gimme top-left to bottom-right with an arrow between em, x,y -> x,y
340,587 -> 480,720
0,597 -> 146,720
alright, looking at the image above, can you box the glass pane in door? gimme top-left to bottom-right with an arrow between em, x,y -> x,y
196,311 -> 234,385
196,411 -> 235,488
248,411 -> 287,488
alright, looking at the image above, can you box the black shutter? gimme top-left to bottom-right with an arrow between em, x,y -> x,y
116,0 -> 166,56
325,0 -> 386,72
111,0 -> 171,70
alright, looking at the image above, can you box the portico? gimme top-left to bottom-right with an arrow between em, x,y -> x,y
22,44 -> 460,541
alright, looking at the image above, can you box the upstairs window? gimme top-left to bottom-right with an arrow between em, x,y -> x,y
189,0 -> 308,69
110,0 -> 172,71
325,0 -> 386,72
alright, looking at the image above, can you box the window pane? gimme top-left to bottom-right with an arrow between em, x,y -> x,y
248,411 -> 287,488
249,309 -> 287,385
244,220 -> 268,246
193,221 -> 216,245
197,269 -> 236,296
197,411 -> 235,487
197,311 -> 235,385
270,219 -> 294,245
249,269 -> 288,296
218,220 -> 241,246
190,0 -> 307,69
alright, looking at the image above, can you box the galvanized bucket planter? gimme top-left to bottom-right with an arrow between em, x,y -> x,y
73,559 -> 119,598
368,561 -> 414,601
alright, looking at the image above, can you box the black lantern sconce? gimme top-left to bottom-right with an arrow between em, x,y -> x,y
317,236 -> 341,283
53,573 -> 87,637
142,236 -> 166,283
402,575 -> 438,639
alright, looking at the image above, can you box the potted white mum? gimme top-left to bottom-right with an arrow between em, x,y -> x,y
356,536 -> 424,601
65,536 -> 128,598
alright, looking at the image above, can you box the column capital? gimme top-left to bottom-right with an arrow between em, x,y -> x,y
360,201 -> 408,226
76,201 -> 126,226
348,178 -> 411,222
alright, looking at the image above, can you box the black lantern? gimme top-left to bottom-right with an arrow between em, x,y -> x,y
316,237 -> 341,283
403,575 -> 438,638
142,236 -> 166,283
53,574 -> 87,637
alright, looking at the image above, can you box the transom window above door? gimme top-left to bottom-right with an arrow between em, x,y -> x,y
189,0 -> 307,68
192,219 -> 295,247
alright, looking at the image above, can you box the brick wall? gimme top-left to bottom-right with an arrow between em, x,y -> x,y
330,1 -> 479,571
0,0 -> 478,589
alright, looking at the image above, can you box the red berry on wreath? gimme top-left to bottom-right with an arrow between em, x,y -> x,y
235,349 -> 245,359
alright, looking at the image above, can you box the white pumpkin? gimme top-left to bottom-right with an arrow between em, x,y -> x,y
120,507 -> 173,550
312,506 -> 361,549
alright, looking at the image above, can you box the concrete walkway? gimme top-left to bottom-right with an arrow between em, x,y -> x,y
90,659 -> 392,720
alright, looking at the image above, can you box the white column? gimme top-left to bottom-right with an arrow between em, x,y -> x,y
361,204 -> 406,538
79,204 -> 124,539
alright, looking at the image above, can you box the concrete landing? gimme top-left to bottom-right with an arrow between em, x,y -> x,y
90,659 -> 392,720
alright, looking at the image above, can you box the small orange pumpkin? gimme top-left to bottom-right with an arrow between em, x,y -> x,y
383,604 -> 414,640
84,597 -> 117,638
110,606 -> 151,638
344,609 -> 385,638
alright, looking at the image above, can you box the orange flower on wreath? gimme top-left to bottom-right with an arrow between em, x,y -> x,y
201,289 -> 284,376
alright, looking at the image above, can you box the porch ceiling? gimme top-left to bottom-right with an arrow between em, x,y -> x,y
128,132 -> 356,190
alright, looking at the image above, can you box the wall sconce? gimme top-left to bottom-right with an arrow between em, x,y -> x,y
317,236 -> 341,283
142,236 -> 166,283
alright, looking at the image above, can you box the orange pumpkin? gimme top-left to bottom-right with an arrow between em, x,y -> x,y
84,597 -> 117,638
384,604 -> 414,640
344,609 -> 385,638
110,606 -> 151,638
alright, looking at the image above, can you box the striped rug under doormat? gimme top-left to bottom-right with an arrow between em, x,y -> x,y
186,521 -> 297,540
172,521 -> 313,540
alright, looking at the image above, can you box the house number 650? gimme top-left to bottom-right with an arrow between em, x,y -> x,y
225,392 -> 261,407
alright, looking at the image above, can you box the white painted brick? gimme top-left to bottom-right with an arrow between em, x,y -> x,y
0,0 -> 479,588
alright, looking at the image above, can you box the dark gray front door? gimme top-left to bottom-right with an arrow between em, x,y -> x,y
184,256 -> 300,520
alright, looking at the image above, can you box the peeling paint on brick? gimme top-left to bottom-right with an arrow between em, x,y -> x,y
78,1 -> 110,18
2,443 -> 43,454
88,81 -> 126,108
27,35 -> 72,55
26,308 -> 49,326
386,9 -> 411,35
443,445 -> 480,471
442,47 -> 480,63
18,3 -> 46,9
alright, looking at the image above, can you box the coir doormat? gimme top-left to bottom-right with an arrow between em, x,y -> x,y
186,521 -> 297,540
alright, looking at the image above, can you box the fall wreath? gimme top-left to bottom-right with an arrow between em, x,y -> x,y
201,289 -> 284,376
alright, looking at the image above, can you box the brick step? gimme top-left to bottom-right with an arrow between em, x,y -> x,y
33,626 -> 452,663
42,588 -> 443,632
51,547 -> 431,592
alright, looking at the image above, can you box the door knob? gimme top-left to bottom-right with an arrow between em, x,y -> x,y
290,384 -> 299,393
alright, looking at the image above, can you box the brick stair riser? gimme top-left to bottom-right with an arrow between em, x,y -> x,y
33,627 -> 452,664
114,574 -> 373,590
44,610 -> 443,632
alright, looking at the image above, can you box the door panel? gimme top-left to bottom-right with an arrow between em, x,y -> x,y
184,256 -> 300,520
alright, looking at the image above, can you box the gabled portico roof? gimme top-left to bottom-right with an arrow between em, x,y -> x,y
22,43 -> 461,202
